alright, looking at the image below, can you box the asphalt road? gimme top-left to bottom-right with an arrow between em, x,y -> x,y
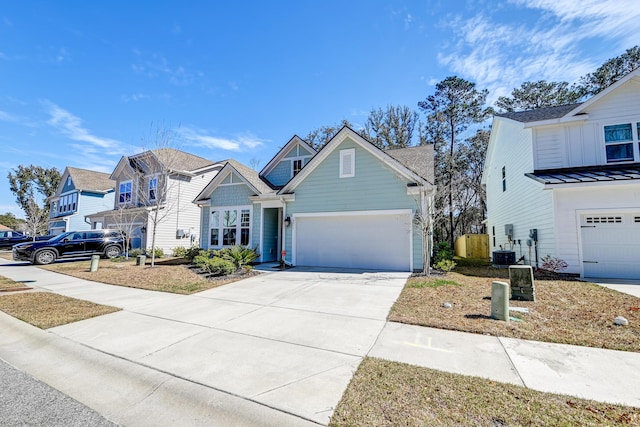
0,358 -> 117,427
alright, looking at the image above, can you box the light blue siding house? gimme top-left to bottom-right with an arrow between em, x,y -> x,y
195,128 -> 435,271
48,167 -> 115,235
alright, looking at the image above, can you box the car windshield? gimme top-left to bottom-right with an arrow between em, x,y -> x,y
49,232 -> 73,242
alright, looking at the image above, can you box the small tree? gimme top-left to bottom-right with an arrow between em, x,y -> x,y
23,197 -> 49,238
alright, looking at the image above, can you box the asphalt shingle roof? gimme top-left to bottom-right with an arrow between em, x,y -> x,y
386,144 -> 435,184
151,148 -> 217,172
223,159 -> 276,194
497,103 -> 584,123
67,167 -> 115,192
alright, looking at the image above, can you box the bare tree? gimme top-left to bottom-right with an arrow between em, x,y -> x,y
413,191 -> 437,275
23,197 -> 49,239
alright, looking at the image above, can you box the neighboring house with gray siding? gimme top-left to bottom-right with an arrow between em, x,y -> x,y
87,148 -> 222,253
48,167 -> 115,235
482,68 -> 640,279
195,127 -> 435,271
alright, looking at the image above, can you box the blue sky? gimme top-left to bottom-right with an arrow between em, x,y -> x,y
1,0 -> 639,217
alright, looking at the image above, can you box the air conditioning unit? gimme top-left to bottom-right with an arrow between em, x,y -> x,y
492,250 -> 516,267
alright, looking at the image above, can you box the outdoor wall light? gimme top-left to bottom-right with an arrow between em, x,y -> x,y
141,226 -> 147,233
284,216 -> 291,227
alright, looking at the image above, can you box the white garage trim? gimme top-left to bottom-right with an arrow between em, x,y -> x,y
291,209 -> 413,271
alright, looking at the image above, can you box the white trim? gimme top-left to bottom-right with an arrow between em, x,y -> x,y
339,148 -> 355,178
208,205 -> 253,248
601,120 -> 640,164
290,157 -> 308,177
293,209 -> 412,218
259,136 -> 317,177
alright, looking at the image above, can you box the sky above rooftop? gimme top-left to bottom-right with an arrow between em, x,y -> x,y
1,0 -> 639,217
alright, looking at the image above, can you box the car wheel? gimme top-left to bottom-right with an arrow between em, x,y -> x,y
104,245 -> 122,259
34,249 -> 56,265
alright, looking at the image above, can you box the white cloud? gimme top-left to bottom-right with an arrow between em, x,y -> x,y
42,101 -> 125,155
180,127 -> 267,152
121,93 -> 149,102
438,0 -> 640,102
0,110 -> 19,122
131,51 -> 197,86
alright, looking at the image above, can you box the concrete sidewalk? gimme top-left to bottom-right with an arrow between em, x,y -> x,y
1,258 -> 640,427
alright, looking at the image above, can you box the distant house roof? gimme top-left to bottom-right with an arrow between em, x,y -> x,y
386,145 -> 435,185
497,103 -> 584,123
151,148 -> 217,172
0,224 -> 12,231
526,164 -> 640,185
67,167 -> 115,193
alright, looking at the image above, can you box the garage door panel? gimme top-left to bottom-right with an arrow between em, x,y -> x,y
581,214 -> 640,279
295,213 -> 411,271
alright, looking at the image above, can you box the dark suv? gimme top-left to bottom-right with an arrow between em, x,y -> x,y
13,230 -> 126,265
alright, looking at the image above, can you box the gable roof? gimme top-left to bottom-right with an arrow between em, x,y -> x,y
193,160 -> 275,204
66,167 -> 115,193
279,127 -> 434,194
259,135 -> 316,179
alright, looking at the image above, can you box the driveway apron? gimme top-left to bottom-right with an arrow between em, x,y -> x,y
0,261 -> 408,425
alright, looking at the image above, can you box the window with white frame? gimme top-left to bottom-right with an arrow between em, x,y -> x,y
119,181 -> 132,204
210,207 -> 251,247
148,176 -> 158,201
58,192 -> 78,213
604,122 -> 640,163
292,159 -> 303,176
339,148 -> 355,178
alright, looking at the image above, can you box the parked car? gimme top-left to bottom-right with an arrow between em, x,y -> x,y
13,230 -> 126,265
0,230 -> 52,249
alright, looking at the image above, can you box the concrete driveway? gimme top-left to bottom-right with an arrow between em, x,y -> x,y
18,265 -> 409,425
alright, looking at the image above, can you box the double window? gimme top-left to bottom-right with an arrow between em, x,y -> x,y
58,192 -> 78,213
604,122 -> 640,163
119,181 -> 133,204
210,207 -> 251,247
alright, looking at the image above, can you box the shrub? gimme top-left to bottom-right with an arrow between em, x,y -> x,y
184,246 -> 203,261
434,242 -> 454,264
195,256 -> 236,276
146,247 -> 164,258
435,259 -> 456,272
172,246 -> 187,258
540,255 -> 568,273
128,249 -> 142,258
218,245 -> 259,269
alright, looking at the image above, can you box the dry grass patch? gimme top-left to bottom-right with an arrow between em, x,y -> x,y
0,275 -> 27,290
40,258 -> 252,294
0,251 -> 13,261
390,269 -> 640,352
330,358 -> 640,427
0,292 -> 120,329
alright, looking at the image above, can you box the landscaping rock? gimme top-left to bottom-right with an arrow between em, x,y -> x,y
614,316 -> 629,326
443,302 -> 452,308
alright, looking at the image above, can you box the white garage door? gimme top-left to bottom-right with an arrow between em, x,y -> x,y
294,211 -> 412,271
581,213 -> 640,279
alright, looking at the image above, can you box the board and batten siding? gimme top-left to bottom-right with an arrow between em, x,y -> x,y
283,136 -> 423,270
553,184 -> 640,275
486,119 -> 555,264
533,79 -> 640,170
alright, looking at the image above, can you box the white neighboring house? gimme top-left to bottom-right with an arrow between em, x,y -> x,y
87,149 -> 222,254
482,68 -> 640,280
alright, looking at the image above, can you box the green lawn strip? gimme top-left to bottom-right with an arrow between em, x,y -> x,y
0,292 -> 120,329
330,358 -> 639,427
